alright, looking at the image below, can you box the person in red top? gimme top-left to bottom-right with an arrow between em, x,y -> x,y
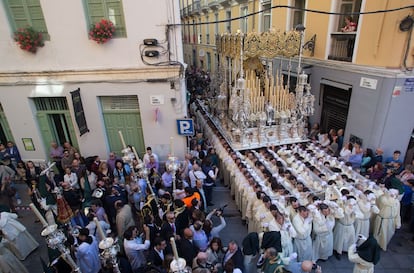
341,16 -> 357,32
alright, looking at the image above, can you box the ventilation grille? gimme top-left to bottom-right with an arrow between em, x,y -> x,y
34,97 -> 68,111
100,96 -> 140,110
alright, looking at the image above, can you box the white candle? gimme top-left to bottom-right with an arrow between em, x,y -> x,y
132,146 -> 140,161
93,217 -> 106,240
170,237 -> 179,260
29,203 -> 48,227
118,131 -> 126,149
170,137 -> 174,156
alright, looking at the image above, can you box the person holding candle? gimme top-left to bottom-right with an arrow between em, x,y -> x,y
75,228 -> 101,273
123,225 -> 151,273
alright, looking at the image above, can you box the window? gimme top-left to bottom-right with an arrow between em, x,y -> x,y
291,0 -> 305,29
337,0 -> 361,31
262,3 -> 271,32
215,13 -> 219,34
198,18 -> 202,44
226,10 -> 231,33
3,0 -> 49,39
192,19 -> 196,43
84,0 -> 127,37
206,15 -> 210,44
240,6 -> 248,33
207,52 -> 211,72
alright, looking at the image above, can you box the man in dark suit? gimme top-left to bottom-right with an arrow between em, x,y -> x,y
178,228 -> 198,266
160,211 -> 176,242
223,240 -> 244,272
147,237 -> 167,268
174,199 -> 190,237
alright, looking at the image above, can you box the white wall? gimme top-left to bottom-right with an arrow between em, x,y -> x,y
0,0 -> 175,71
0,0 -> 188,162
1,78 -> 187,162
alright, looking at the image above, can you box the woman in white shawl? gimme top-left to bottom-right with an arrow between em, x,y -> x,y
0,211 -> 39,260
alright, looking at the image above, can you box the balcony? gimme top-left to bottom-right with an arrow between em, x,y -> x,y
328,32 -> 356,62
193,0 -> 201,15
201,0 -> 209,13
219,0 -> 232,8
209,0 -> 220,10
180,7 -> 187,18
186,4 -> 192,16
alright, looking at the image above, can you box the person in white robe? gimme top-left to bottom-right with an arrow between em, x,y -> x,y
292,206 -> 312,262
0,212 -> 39,260
247,192 -> 266,234
252,196 -> 272,234
354,191 -> 379,239
274,210 -> 296,263
0,239 -> 29,273
373,189 -> 401,251
333,196 -> 362,259
311,202 -> 337,262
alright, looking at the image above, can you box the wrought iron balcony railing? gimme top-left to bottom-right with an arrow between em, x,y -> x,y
328,32 -> 356,62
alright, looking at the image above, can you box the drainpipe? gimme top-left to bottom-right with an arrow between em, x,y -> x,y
373,0 -> 389,57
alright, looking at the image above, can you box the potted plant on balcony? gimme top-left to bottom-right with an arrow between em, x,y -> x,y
14,27 -> 44,53
89,19 -> 116,44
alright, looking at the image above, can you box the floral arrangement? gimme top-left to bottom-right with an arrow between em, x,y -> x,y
14,27 -> 44,53
89,19 -> 116,44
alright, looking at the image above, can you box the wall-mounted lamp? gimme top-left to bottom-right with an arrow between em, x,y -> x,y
400,15 -> 414,32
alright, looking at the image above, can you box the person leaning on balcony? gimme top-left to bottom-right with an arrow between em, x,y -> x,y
341,16 -> 357,32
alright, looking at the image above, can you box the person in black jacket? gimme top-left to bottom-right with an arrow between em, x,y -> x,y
174,199 -> 190,237
223,240 -> 244,272
178,228 -> 198,266
147,237 -> 167,268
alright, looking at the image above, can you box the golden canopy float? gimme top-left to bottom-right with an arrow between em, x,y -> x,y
206,28 -> 315,150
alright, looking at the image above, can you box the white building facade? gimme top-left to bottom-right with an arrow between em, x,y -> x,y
0,0 -> 188,162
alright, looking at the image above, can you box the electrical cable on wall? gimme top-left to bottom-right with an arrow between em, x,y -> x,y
171,4 -> 414,26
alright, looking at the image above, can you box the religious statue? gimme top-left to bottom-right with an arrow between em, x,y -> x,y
265,101 -> 275,125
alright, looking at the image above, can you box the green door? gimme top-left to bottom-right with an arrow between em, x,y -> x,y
34,98 -> 79,158
101,96 -> 145,157
0,103 -> 14,144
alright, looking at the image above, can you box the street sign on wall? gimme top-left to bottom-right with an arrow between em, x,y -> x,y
176,119 -> 195,136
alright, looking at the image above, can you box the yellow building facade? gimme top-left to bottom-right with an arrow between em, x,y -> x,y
180,0 -> 414,164
181,0 -> 414,70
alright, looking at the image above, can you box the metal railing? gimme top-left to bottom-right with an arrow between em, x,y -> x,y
328,32 -> 356,62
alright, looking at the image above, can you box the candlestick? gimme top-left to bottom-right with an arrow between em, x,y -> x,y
118,131 -> 126,149
132,146 -> 140,162
170,237 -> 179,260
170,137 -> 174,156
29,203 -> 48,227
94,217 -> 106,240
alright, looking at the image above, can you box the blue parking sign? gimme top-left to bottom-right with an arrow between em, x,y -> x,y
176,119 -> 195,136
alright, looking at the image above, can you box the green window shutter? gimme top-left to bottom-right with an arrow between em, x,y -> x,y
87,1 -> 105,23
85,0 -> 127,38
106,1 -> 126,37
4,0 -> 49,39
